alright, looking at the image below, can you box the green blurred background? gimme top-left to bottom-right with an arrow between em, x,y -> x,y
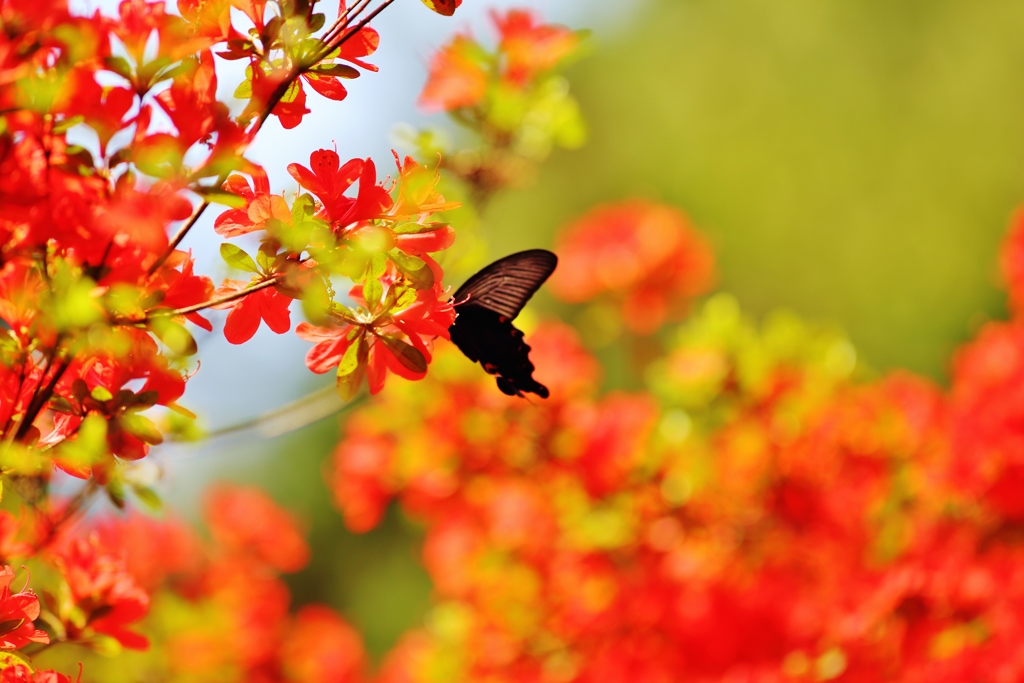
191,0 -> 1024,661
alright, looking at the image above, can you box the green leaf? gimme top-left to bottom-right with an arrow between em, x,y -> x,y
220,243 -> 259,273
336,334 -> 368,401
90,386 -> 113,402
106,477 -> 127,511
380,335 -> 428,374
368,252 -> 388,280
165,410 -> 204,442
309,63 -> 360,79
233,76 -> 253,100
49,396 -> 74,414
198,187 -> 248,208
52,115 -> 85,134
48,261 -> 103,331
120,413 -> 164,445
309,12 -> 326,31
392,285 -> 419,313
389,249 -> 435,289
256,243 -> 277,271
292,193 -> 316,223
393,222 -> 434,235
300,276 -> 333,325
150,318 -> 198,356
104,55 -> 133,80
131,483 -> 162,512
0,443 -> 44,476
363,277 -> 383,312
58,414 -> 108,473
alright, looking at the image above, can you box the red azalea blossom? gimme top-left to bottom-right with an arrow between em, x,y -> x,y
492,9 -> 580,86
418,35 -> 487,112
0,566 -> 48,650
551,200 -> 716,334
0,666 -> 73,683
53,537 -> 150,649
214,168 -> 287,238
280,605 -> 366,683
297,280 -> 454,395
204,485 -> 310,573
287,151 -> 392,228
215,280 -> 291,344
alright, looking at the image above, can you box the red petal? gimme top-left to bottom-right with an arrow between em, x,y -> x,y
224,300 -> 261,344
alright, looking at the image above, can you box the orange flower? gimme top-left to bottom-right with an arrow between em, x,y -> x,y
551,200 -> 716,334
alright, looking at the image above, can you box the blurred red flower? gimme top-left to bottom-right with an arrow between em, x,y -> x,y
0,567 -> 48,650
204,484 -> 310,573
551,200 -> 715,334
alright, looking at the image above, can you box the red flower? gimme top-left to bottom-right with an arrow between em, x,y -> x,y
287,151 -> 391,228
328,434 -> 394,532
0,666 -> 72,683
551,200 -> 716,334
53,537 -> 150,650
492,9 -> 579,86
90,514 -> 202,592
154,50 -> 229,148
389,154 -> 461,221
297,281 -> 454,395
215,280 -> 291,344
418,35 -> 487,113
0,566 -> 48,650
280,606 -> 366,683
214,168 -> 288,238
299,26 -> 380,103
203,485 -> 310,573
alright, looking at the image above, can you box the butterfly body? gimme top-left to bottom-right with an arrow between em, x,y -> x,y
447,250 -> 558,398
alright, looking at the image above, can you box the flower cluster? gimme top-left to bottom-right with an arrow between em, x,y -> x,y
327,206 -> 1024,681
0,0 -> 469,677
31,485 -> 367,683
413,9 -> 586,200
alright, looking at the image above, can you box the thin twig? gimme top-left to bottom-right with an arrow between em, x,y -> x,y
15,356 -> 69,441
170,274 -> 285,316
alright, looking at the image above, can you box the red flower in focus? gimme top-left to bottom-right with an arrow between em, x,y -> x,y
287,151 -> 392,228
0,566 -> 48,650
0,666 -> 72,683
389,154 -> 461,221
214,168 -> 288,238
280,605 -> 366,683
297,281 -> 455,396
204,485 -> 310,573
214,280 -> 291,344
551,200 -> 716,334
299,26 -> 380,103
53,538 -> 150,649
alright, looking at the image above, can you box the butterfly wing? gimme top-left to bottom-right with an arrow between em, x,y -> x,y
449,250 -> 558,399
452,249 -> 558,320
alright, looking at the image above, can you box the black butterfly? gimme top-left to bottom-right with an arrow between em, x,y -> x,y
448,249 -> 558,399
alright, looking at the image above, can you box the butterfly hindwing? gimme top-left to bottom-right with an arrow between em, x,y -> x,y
448,250 -> 557,399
